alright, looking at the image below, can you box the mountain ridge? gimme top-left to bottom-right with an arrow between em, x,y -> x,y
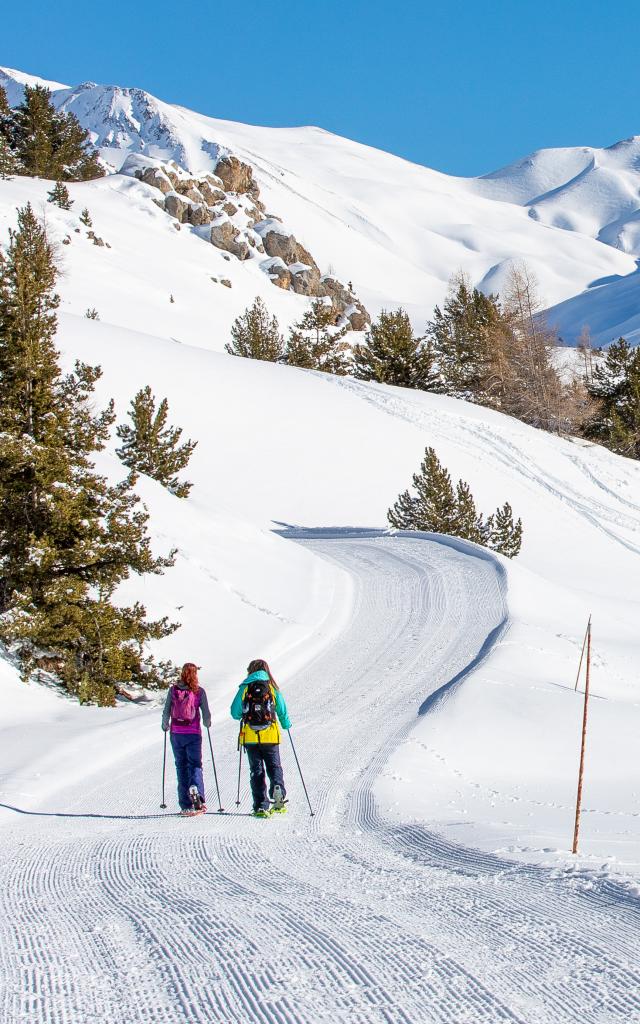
2,65 -> 640,344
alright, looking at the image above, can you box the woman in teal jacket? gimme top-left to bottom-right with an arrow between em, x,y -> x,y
231,658 -> 291,816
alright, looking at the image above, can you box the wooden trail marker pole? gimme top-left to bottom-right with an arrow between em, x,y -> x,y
574,614 -> 591,692
572,617 -> 592,854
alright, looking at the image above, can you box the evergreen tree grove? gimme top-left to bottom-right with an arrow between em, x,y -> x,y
10,84 -> 104,181
0,204 -> 177,705
116,386 -> 198,498
352,308 -> 437,389
387,447 -> 523,557
225,296 -> 284,361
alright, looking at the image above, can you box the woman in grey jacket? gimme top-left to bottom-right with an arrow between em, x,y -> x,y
162,663 -> 211,815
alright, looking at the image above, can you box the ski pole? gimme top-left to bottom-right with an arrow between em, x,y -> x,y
287,729 -> 315,817
160,731 -> 167,809
235,735 -> 243,807
206,727 -> 224,813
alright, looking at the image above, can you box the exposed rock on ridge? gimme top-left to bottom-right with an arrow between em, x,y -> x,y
121,152 -> 370,329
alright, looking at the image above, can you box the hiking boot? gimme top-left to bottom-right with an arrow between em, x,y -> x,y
189,785 -> 203,811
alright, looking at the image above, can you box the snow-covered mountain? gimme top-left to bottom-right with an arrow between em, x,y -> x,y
2,65 -> 640,345
2,65 -> 640,1022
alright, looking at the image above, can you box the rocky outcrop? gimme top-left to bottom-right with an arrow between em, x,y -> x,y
164,192 -> 190,222
122,153 -> 370,325
138,166 -> 175,194
290,264 -> 322,296
198,179 -> 226,205
256,221 -> 320,274
344,302 -> 371,331
319,276 -> 352,307
175,181 -> 206,204
214,155 -> 259,196
210,220 -> 251,260
188,204 -> 214,227
261,257 -> 292,290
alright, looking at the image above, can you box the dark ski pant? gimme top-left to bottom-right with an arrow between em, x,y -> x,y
246,743 -> 286,811
170,732 -> 205,810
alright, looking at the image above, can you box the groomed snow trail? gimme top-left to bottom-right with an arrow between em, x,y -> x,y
1,533 -> 639,1024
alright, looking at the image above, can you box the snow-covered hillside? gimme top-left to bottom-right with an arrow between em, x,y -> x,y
2,65 -> 640,344
2,66 -> 640,1023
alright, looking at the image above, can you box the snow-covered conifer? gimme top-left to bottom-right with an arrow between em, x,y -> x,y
116,386 -> 197,498
12,84 -> 103,181
47,181 -> 73,209
0,204 -> 176,704
285,299 -> 350,375
353,308 -> 437,389
226,296 -> 284,361
388,448 -> 459,534
388,447 -> 522,556
488,502 -> 523,558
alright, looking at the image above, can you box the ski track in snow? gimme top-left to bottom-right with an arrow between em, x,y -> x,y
1,533 -> 639,1023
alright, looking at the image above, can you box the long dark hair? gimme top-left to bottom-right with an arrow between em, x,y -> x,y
247,658 -> 279,691
180,662 -> 200,693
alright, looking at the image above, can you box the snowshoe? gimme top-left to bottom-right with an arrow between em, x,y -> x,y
253,806 -> 272,819
189,785 -> 203,812
271,785 -> 288,814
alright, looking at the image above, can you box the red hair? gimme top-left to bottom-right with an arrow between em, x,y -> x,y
180,662 -> 200,693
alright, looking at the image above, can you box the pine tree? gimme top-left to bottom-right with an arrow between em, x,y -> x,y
47,181 -> 73,210
428,275 -> 506,400
352,308 -> 438,389
487,502 -> 523,558
225,296 -> 284,361
80,207 -> 92,227
588,338 -> 640,458
454,480 -> 484,543
85,308 -> 100,320
12,85 -> 103,181
116,386 -> 197,498
0,85 -> 10,119
0,135 -> 16,179
0,204 -> 176,704
388,448 -> 459,534
387,447 -> 523,557
285,300 -> 351,375
0,85 -> 16,179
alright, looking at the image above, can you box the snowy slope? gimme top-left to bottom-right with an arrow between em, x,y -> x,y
2,65 -> 640,343
0,165 -> 639,865
2,534 -> 640,1024
1,72 -> 640,1023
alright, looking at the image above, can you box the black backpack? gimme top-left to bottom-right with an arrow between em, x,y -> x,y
242,680 -> 275,732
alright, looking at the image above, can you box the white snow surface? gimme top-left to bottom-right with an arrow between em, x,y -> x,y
3,64 -> 640,343
1,75 -> 640,1021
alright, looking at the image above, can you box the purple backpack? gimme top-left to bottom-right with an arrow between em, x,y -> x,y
170,686 -> 198,725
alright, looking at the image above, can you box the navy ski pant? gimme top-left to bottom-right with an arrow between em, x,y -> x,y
246,744 -> 286,811
170,732 -> 205,810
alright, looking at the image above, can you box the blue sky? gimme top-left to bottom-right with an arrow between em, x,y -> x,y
4,0 -> 638,175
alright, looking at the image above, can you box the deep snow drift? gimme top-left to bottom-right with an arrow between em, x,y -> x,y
2,64 -> 640,343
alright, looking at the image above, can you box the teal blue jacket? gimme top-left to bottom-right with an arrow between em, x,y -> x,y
230,670 -> 292,739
